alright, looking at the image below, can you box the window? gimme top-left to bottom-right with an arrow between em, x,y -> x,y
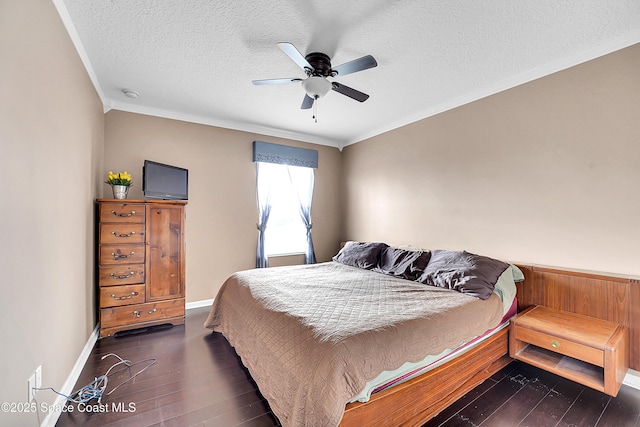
254,141 -> 317,268
260,162 -> 307,256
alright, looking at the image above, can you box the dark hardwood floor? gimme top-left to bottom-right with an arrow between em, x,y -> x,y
56,307 -> 640,427
423,361 -> 640,427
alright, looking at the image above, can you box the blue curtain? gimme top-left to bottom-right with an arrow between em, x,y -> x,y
287,165 -> 316,264
255,162 -> 272,268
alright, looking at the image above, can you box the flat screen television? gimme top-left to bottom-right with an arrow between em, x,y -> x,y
143,160 -> 188,200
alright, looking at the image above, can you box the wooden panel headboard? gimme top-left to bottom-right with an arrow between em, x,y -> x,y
515,264 -> 640,371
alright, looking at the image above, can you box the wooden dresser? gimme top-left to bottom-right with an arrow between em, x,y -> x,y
97,199 -> 186,338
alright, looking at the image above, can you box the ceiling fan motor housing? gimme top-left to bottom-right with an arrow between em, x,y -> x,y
305,52 -> 334,77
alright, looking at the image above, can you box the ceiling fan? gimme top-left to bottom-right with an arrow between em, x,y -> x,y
252,42 -> 377,119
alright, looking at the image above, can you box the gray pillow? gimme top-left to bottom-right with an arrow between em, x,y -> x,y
418,250 -> 509,300
333,241 -> 389,270
373,247 -> 431,281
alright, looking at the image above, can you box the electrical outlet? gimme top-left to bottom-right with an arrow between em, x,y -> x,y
28,373 -> 36,402
27,366 -> 42,402
35,366 -> 42,389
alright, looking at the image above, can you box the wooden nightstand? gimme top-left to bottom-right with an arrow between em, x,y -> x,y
510,305 -> 628,396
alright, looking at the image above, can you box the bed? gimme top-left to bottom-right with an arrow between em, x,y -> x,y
204,243 -> 522,426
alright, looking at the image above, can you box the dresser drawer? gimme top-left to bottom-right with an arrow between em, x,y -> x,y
100,284 -> 146,308
100,223 -> 145,243
99,203 -> 145,223
100,299 -> 185,329
514,325 -> 603,367
99,264 -> 145,286
99,244 -> 145,265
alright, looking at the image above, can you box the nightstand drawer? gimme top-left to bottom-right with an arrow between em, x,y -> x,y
513,325 -> 603,367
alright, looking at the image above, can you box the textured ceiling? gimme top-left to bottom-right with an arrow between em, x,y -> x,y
55,0 -> 640,148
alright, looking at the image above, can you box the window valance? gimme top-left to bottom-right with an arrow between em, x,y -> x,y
253,141 -> 318,168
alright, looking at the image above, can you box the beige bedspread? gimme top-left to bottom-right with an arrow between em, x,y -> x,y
204,261 -> 503,427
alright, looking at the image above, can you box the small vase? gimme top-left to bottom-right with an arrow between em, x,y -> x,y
111,185 -> 130,200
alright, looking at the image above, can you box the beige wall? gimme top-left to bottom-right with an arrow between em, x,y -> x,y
342,44 -> 640,276
0,0 -> 104,424
104,110 -> 343,302
2,1 -> 638,423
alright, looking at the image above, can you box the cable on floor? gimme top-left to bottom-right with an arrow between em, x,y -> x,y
34,352 -> 157,404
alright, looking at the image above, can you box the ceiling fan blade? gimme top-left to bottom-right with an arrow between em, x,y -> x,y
278,42 -> 312,72
331,82 -> 369,102
301,94 -> 314,109
252,77 -> 303,85
331,55 -> 377,77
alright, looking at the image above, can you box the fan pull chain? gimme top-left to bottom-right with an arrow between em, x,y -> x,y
313,95 -> 318,123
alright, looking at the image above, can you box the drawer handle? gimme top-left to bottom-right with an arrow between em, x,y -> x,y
550,340 -> 560,349
111,292 -> 138,301
110,271 -> 135,279
111,210 -> 136,217
111,231 -> 136,238
112,251 -> 135,260
133,308 -> 157,318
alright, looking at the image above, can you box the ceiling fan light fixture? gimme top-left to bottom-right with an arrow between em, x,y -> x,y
302,76 -> 331,99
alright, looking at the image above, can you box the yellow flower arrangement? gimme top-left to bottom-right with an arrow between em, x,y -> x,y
105,171 -> 132,186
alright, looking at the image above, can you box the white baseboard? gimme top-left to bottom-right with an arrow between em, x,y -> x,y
623,369 -> 640,390
186,298 -> 214,310
41,323 -> 100,427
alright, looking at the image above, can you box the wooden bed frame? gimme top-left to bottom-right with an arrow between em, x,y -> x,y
340,264 -> 639,427
342,327 -> 510,426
